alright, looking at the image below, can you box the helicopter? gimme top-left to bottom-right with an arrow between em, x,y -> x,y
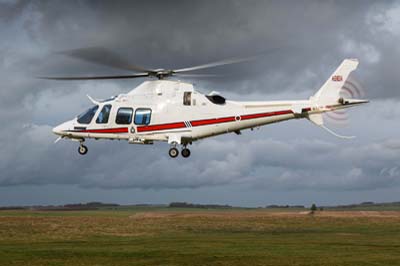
45,48 -> 368,158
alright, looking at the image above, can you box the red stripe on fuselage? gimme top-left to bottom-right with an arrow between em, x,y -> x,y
136,122 -> 186,133
81,127 -> 129,133
191,116 -> 236,126
241,110 -> 293,120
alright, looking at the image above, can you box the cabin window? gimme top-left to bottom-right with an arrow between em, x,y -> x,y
183,92 -> 192,106
96,104 -> 112,124
134,108 -> 152,125
116,108 -> 133,124
77,105 -> 99,124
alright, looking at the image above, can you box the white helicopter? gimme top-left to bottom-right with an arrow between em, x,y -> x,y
45,48 -> 368,158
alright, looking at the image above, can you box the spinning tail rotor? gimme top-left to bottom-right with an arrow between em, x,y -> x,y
324,75 -> 366,126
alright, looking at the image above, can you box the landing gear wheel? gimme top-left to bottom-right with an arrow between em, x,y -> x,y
168,147 -> 179,158
181,148 -> 191,158
78,145 -> 88,155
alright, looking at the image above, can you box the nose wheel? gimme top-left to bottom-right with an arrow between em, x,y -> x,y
78,144 -> 88,155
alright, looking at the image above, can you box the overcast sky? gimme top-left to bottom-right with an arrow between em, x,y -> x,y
1,0 -> 400,207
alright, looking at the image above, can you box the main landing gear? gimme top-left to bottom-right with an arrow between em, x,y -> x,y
181,148 -> 191,158
168,143 -> 191,158
168,147 -> 179,158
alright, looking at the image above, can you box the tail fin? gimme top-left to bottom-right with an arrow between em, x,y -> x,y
307,59 -> 365,139
312,59 -> 359,105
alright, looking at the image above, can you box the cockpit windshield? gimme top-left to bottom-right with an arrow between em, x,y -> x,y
77,105 -> 99,124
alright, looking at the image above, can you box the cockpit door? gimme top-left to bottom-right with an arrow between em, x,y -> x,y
95,104 -> 112,125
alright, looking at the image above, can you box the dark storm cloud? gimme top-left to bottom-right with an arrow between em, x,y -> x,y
1,0 -> 400,201
3,1 -> 400,97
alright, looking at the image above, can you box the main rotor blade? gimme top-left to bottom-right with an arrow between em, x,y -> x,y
59,47 -> 155,73
174,73 -> 225,78
174,55 -> 257,73
38,73 -> 150,80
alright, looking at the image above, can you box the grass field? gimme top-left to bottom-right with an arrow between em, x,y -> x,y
0,208 -> 400,266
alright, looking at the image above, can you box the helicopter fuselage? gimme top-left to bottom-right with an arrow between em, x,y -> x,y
53,80 -> 316,145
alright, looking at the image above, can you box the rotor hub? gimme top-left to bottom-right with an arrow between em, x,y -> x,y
153,70 -> 174,79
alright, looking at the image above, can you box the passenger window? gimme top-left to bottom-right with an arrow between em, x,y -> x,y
116,108 -> 133,124
77,105 -> 99,124
134,108 -> 152,125
96,104 -> 112,124
183,92 -> 191,106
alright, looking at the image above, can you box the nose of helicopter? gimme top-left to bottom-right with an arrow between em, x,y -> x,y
52,121 -> 72,136
52,124 -> 64,136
